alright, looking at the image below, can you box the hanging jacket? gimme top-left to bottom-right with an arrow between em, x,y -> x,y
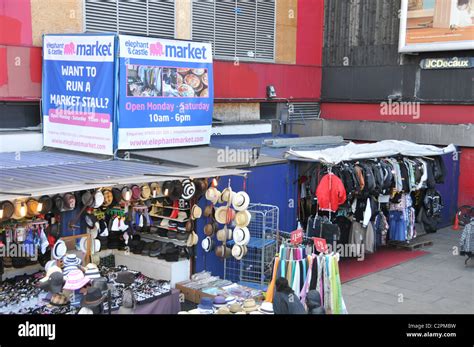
315,173 -> 347,212
460,222 -> 474,255
424,160 -> 436,189
359,162 -> 376,195
433,156 -> 446,184
354,165 -> 365,194
423,188 -> 443,217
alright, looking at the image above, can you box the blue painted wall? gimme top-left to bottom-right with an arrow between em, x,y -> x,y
436,150 -> 460,228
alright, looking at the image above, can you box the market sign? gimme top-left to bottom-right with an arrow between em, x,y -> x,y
312,237 -> 328,254
420,57 -> 474,70
117,35 -> 213,150
42,34 -> 116,155
398,0 -> 474,53
290,229 -> 304,245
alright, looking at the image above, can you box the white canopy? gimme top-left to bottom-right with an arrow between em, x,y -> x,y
286,140 -> 456,165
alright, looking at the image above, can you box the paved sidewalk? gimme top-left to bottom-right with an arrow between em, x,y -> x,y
343,227 -> 474,314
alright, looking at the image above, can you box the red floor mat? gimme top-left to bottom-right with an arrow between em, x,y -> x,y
339,247 -> 428,283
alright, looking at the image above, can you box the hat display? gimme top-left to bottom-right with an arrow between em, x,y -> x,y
232,191 -> 250,211
81,287 -> 106,308
232,244 -> 248,260
191,205 -> 202,220
181,179 -> 196,200
258,301 -> 274,314
140,184 -> 151,200
197,297 -> 214,314
203,205 -> 214,218
217,227 -> 232,242
38,196 -> 53,214
229,302 -> 243,314
1,200 -> 15,220
26,199 -> 40,218
235,210 -> 251,228
204,221 -> 218,237
242,298 -> 258,312
233,226 -> 250,246
92,191 -> 104,208
150,182 -> 161,198
84,263 -> 101,280
63,193 -> 76,210
102,189 -> 114,207
50,293 -> 70,306
63,269 -> 90,290
205,187 -> 221,204
201,236 -> 214,253
52,240 -> 67,260
81,191 -> 95,208
221,187 -> 235,203
215,245 -> 232,259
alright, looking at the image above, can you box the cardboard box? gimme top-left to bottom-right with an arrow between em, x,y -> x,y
175,283 -> 198,303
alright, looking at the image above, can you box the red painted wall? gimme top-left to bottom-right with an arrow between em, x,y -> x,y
459,148 -> 474,206
321,103 -> 474,125
0,0 -> 32,46
214,60 -> 321,100
296,0 -> 324,66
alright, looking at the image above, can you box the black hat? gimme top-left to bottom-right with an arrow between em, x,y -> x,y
112,188 -> 122,205
48,271 -> 65,294
81,287 -> 106,308
116,271 -> 135,285
38,196 -> 53,214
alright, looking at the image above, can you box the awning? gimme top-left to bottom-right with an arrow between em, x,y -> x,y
0,150 -> 248,201
286,140 -> 457,165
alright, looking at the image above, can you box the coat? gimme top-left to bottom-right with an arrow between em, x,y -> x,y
315,173 -> 347,212
306,290 -> 325,314
273,291 -> 307,315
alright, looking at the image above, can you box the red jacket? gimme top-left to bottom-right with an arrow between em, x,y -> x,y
315,173 -> 347,212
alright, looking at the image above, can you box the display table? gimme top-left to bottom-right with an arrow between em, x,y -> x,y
105,250 -> 190,288
111,289 -> 180,315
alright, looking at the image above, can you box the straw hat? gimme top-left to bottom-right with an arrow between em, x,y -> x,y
186,231 -> 199,247
232,191 -> 250,211
140,184 -> 151,200
232,226 -> 250,246
216,306 -> 231,315
235,210 -> 251,228
26,199 -> 40,218
258,301 -> 274,314
242,299 -> 258,312
204,222 -> 218,237
203,205 -> 214,218
150,182 -> 161,198
229,302 -> 243,313
102,189 -> 114,207
52,240 -> 67,260
205,187 -> 221,204
221,187 -> 235,203
12,200 -> 27,220
191,205 -> 202,220
231,244 -> 248,260
38,196 -> 53,214
201,236 -> 214,253
216,227 -> 232,242
215,207 -> 235,225
215,245 -> 232,259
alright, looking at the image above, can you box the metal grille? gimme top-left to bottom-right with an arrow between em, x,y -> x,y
288,102 -> 321,122
85,0 -> 175,38
192,0 -> 275,62
224,203 -> 279,290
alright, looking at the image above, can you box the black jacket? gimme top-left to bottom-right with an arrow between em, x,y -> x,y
273,291 -> 307,315
306,290 -> 325,314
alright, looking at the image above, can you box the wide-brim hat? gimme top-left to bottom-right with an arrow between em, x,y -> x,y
215,206 -> 235,225
64,253 -> 82,267
38,196 -> 53,215
193,178 -> 209,199
216,306 -> 231,314
12,200 -> 27,220
232,244 -> 248,260
191,205 -> 202,220
229,303 -> 243,313
92,191 -> 104,208
169,181 -> 183,201
201,236 -> 214,253
63,192 -> 76,210
215,245 -> 232,259
232,191 -> 250,211
221,187 -> 235,203
52,240 -> 67,260
121,186 -> 132,202
242,299 -> 258,312
26,199 -> 40,218
258,302 -> 274,314
81,191 -> 95,208
63,269 -> 90,290
181,179 -> 196,200
102,188 -> 114,207
235,210 -> 251,228
233,226 -> 250,246
205,187 -> 221,204
0,200 -> 14,220
204,222 -> 218,236
140,184 -> 151,200
84,263 -> 101,280
130,185 -> 141,201
44,259 -> 57,272
186,231 -> 199,247
148,182 -> 160,198
81,287 -> 106,308
216,227 -> 232,242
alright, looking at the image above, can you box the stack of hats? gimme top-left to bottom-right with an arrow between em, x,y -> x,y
62,254 -> 82,276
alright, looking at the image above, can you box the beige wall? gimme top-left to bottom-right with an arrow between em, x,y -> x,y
275,0 -> 297,64
31,0 -> 84,46
214,103 -> 260,123
175,0 -> 192,40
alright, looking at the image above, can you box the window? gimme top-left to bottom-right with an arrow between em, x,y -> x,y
192,0 -> 275,62
85,0 -> 175,38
